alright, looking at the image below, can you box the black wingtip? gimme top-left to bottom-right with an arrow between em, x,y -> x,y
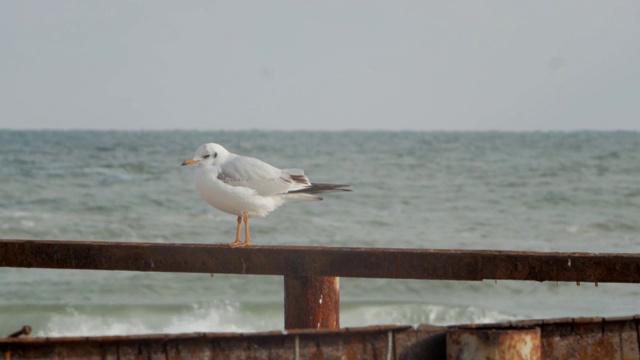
289,183 -> 352,195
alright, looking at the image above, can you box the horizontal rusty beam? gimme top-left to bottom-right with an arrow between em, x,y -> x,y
1,239 -> 640,283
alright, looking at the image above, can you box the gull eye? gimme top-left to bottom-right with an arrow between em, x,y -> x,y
203,154 -> 211,159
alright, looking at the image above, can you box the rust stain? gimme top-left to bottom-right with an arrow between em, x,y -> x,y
447,327 -> 541,360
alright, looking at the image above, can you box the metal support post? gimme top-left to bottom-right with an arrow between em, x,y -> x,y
284,276 -> 340,330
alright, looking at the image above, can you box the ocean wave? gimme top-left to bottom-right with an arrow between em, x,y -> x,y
36,308 -> 151,337
341,303 -> 520,327
34,301 -> 519,337
0,210 -> 42,219
589,221 -> 640,233
35,302 -> 263,337
82,167 -> 139,183
0,210 -> 51,231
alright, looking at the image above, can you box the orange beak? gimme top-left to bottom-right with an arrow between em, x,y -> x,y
181,159 -> 199,166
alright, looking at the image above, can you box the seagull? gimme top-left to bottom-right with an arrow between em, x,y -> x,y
182,143 -> 351,247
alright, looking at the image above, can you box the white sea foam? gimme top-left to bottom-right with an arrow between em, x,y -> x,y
36,302 -> 266,337
162,303 -> 255,333
0,210 -> 51,230
36,308 -> 152,337
341,303 -> 521,328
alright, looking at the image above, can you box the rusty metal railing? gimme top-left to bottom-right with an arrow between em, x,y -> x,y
2,239 -> 640,330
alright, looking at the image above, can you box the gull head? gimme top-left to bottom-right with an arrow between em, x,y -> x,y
181,143 -> 230,167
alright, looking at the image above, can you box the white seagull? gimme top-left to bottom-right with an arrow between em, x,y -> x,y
182,143 -> 351,247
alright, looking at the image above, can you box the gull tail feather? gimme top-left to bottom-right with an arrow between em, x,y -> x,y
289,183 -> 352,196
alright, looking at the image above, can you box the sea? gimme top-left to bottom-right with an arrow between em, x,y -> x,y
1,130 -> 640,337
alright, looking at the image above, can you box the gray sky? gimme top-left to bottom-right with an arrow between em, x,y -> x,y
1,1 -> 639,131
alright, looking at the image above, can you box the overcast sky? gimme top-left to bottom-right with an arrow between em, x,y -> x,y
1,1 -> 639,131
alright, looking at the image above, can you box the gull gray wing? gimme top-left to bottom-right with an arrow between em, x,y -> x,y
218,156 -> 311,196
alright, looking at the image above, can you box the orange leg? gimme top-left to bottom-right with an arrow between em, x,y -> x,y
228,216 -> 243,247
243,212 -> 251,246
